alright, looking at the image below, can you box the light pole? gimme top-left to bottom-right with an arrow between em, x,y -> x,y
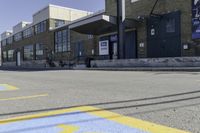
117,0 -> 126,59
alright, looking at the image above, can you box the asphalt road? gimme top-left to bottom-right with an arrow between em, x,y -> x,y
0,70 -> 200,133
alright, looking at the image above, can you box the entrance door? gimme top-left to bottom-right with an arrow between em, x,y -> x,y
147,11 -> 181,58
125,31 -> 137,59
16,52 -> 21,66
75,42 -> 84,61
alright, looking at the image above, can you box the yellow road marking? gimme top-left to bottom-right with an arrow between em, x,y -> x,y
0,84 -> 19,91
57,124 -> 79,133
0,106 -> 189,133
0,93 -> 48,101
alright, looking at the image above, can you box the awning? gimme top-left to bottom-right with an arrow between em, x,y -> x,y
69,13 -> 138,35
69,13 -> 117,35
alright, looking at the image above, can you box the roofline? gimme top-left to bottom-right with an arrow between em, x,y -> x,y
33,4 -> 93,17
51,9 -> 105,31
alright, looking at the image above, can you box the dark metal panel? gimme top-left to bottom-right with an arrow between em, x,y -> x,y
125,31 -> 137,59
147,11 -> 181,58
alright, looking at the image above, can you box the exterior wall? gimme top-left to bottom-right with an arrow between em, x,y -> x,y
13,22 -> 31,34
1,21 -> 96,68
1,31 -> 12,40
1,19 -> 54,67
105,0 -> 198,57
49,19 -> 69,30
1,4 -> 93,68
53,26 -> 98,64
49,5 -> 92,22
33,4 -> 92,25
33,7 -> 49,25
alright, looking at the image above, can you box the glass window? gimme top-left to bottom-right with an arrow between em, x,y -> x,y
36,43 -> 44,60
14,32 -> 22,42
35,21 -> 47,34
8,50 -> 14,61
55,20 -> 65,27
55,29 -> 68,53
2,51 -> 7,62
24,45 -> 34,60
23,27 -> 33,38
166,18 -> 176,33
88,35 -> 94,39
7,37 -> 13,44
2,40 -> 7,46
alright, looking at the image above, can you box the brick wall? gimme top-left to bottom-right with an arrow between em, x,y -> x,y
105,0 -> 200,57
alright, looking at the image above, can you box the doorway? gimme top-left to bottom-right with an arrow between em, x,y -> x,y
147,11 -> 181,58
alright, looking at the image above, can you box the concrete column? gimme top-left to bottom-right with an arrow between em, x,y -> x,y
117,0 -> 126,59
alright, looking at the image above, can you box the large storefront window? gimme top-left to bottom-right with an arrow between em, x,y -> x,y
2,51 -> 7,62
8,50 -> 14,62
23,27 -> 33,38
14,32 -> 22,42
24,45 -> 34,60
36,43 -> 44,60
55,29 -> 68,53
35,21 -> 47,34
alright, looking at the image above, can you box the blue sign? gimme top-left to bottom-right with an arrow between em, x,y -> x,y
192,0 -> 200,39
110,34 -> 118,42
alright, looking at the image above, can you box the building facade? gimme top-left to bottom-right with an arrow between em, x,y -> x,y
105,0 -> 197,58
1,0 -> 200,68
1,4 -> 92,67
71,0 -> 200,61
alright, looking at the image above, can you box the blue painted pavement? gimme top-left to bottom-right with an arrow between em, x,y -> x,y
0,111 -> 148,133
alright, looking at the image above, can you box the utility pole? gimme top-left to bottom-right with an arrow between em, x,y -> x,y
117,0 -> 126,59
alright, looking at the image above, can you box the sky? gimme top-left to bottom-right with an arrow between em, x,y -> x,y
0,0 -> 105,35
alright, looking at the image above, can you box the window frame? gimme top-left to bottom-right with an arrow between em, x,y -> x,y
23,45 -> 34,61
35,43 -> 44,60
54,29 -> 68,53
7,50 -> 14,62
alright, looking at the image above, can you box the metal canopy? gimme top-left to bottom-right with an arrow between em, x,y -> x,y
69,14 -> 137,35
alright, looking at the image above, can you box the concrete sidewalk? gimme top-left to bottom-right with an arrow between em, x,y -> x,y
0,66 -> 70,71
1,66 -> 200,72
89,67 -> 200,72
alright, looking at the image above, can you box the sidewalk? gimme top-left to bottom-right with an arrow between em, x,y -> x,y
0,66 -> 70,71
88,67 -> 200,72
1,66 -> 200,72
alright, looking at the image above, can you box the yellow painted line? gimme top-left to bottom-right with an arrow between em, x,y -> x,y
0,93 -> 48,101
0,106 -> 189,133
0,84 -> 19,91
57,124 -> 79,133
